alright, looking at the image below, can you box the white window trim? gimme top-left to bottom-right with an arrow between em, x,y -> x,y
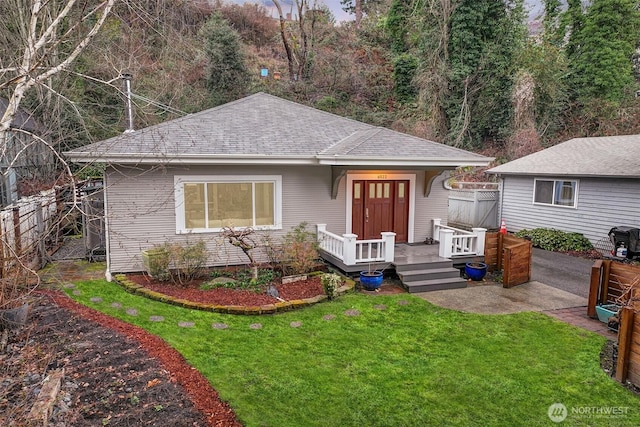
532,178 -> 579,209
345,172 -> 416,243
174,175 -> 282,234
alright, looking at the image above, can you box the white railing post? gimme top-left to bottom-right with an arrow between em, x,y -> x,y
342,233 -> 357,265
472,227 -> 486,256
381,232 -> 396,262
433,218 -> 441,240
439,229 -> 454,258
316,223 -> 327,251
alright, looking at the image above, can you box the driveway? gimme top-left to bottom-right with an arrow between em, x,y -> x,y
530,247 -> 594,298
415,248 -> 594,315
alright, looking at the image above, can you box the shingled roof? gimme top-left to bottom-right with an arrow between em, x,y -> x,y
487,134 -> 640,178
0,98 -> 41,132
65,92 -> 491,168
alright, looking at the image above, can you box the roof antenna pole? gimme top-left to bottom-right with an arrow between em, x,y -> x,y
121,72 -> 134,133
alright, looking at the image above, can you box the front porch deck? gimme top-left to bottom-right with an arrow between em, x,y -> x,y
321,243 -> 484,293
317,221 -> 486,292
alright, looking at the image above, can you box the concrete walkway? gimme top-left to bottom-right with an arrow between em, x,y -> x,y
414,280 -> 587,315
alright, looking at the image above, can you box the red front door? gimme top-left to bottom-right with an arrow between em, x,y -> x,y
352,180 -> 409,243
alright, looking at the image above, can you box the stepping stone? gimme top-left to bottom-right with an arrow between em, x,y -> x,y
344,309 -> 360,317
290,321 -> 302,328
111,302 -> 122,309
374,304 -> 387,311
72,290 -> 81,295
397,300 -> 409,306
63,283 -> 75,289
249,323 -> 262,330
90,297 -> 102,303
178,321 -> 194,328
125,308 -> 138,316
322,314 -> 335,321
149,316 -> 164,322
210,277 -> 236,284
212,323 -> 228,330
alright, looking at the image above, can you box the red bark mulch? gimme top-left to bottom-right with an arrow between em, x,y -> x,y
126,274 -> 325,306
45,290 -> 241,427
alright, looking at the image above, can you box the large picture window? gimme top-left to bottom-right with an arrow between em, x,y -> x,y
175,176 -> 281,233
533,179 -> 578,208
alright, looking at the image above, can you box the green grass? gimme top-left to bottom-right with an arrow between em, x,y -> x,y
64,280 -> 640,426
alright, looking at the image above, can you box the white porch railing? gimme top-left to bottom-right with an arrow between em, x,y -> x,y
433,218 -> 486,258
316,224 -> 395,266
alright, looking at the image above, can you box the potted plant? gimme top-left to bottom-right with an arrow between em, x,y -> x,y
142,246 -> 171,281
360,264 -> 384,290
595,303 -> 621,324
464,261 -> 487,281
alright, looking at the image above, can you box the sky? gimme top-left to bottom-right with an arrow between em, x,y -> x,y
225,1 -> 544,24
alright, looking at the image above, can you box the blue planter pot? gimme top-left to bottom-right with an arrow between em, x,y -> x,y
360,271 -> 383,290
595,304 -> 621,324
464,262 -> 487,281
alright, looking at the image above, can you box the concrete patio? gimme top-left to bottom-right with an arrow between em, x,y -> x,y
414,280 -> 587,315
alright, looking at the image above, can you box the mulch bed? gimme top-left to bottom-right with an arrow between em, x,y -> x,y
0,274 -> 328,425
126,274 -> 325,306
0,291 -> 240,426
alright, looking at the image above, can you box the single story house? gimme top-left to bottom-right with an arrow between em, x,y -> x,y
65,92 -> 492,279
486,134 -> 640,246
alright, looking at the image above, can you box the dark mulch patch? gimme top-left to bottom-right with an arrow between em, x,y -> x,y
563,249 -> 606,260
600,340 -> 640,397
126,274 -> 325,306
0,292 -> 239,426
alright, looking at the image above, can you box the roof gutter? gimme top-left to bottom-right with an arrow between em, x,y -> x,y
65,152 -> 494,168
316,155 -> 493,167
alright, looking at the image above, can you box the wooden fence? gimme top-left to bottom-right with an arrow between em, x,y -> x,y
587,260 -> 640,387
484,232 -> 533,287
587,260 -> 640,318
0,185 -> 76,277
616,307 -> 640,386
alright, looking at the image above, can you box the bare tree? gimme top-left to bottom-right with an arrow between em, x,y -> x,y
272,0 -> 319,81
0,0 -> 117,313
0,1 -> 117,137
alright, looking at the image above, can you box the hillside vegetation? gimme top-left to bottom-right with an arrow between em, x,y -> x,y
2,0 -> 639,181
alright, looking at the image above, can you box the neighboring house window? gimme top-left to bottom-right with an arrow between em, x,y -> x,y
533,179 -> 578,208
175,175 -> 282,233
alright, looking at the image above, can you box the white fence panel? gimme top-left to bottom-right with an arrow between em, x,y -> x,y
448,189 -> 499,230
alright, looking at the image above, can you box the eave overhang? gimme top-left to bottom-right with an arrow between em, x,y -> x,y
66,152 -> 493,169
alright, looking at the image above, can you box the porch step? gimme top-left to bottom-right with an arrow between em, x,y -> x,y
398,267 -> 462,282
394,259 -> 453,272
393,255 -> 467,293
403,277 -> 468,293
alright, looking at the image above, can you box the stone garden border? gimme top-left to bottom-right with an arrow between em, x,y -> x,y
113,273 -> 355,315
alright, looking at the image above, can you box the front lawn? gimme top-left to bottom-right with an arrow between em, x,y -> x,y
64,280 -> 640,426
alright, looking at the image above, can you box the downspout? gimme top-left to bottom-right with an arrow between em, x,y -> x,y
103,171 -> 112,281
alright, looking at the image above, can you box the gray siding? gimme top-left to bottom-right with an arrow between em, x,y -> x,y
105,165 -> 451,273
106,164 -> 346,273
415,171 -> 450,240
500,175 -> 640,244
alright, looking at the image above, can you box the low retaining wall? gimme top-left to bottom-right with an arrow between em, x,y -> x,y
114,274 -> 355,315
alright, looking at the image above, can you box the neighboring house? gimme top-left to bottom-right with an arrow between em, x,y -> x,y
0,98 -> 53,206
65,92 -> 492,278
486,134 -> 640,245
